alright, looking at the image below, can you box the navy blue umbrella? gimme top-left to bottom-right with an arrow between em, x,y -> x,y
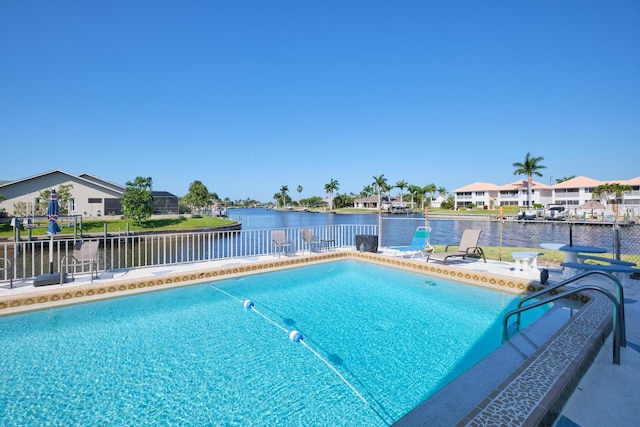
47,189 -> 61,235
46,189 -> 61,273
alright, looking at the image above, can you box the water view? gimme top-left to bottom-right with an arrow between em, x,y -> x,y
231,208 -> 639,255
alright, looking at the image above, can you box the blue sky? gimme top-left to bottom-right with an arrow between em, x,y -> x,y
1,1 -> 638,202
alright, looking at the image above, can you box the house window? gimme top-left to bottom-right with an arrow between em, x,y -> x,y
88,198 -> 102,203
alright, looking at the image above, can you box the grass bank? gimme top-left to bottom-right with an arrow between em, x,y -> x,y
0,216 -> 237,240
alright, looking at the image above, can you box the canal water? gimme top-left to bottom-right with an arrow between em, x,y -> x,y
231,208 -> 639,255
4,208 -> 637,282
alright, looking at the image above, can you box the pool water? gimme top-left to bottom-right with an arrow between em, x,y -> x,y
0,260 -> 546,426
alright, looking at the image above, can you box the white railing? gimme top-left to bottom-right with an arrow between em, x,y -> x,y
0,224 -> 378,282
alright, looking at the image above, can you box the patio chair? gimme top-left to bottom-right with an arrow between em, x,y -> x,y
387,226 -> 434,259
60,240 -> 100,284
272,229 -> 294,258
0,257 -> 12,288
301,228 -> 323,254
428,229 -> 486,265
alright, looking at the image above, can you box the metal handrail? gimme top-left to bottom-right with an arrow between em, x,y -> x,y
502,285 -> 622,365
514,271 -> 626,345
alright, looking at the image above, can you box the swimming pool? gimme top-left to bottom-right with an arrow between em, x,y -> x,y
0,260 -> 548,426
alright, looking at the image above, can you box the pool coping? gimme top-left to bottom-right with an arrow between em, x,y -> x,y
0,251 -> 608,427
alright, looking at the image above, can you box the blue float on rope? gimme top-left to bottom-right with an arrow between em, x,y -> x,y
289,330 -> 303,342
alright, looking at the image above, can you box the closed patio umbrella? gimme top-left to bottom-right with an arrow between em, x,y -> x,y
46,188 -> 61,274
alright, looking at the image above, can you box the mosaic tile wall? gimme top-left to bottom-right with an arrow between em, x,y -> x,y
457,291 -> 613,427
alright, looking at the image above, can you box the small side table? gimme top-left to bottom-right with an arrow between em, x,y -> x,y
321,238 -> 335,252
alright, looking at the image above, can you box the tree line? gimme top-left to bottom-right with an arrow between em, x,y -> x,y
0,152 -> 634,222
273,176 -> 450,211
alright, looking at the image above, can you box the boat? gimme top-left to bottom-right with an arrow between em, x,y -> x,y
517,209 -> 537,220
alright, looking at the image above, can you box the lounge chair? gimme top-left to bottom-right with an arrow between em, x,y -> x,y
301,228 -> 323,254
272,229 -> 294,258
387,226 -> 434,259
60,240 -> 100,284
428,229 -> 486,264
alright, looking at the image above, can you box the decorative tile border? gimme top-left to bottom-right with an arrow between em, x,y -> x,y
0,252 -> 587,314
0,252 -> 345,314
0,251 -> 587,316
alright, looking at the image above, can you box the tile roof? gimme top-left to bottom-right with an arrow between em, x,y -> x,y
454,176 -> 640,193
454,182 -> 501,192
498,179 -> 551,190
553,175 -> 604,189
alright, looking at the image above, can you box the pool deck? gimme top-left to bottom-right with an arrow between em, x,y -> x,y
1,250 -> 638,427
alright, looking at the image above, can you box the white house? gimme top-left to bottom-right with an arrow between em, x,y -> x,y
452,182 -> 501,210
453,175 -> 640,212
0,170 -> 179,218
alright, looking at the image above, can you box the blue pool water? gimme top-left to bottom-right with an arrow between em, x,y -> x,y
0,261 -> 546,426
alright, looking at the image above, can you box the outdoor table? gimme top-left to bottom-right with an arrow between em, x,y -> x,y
540,243 -> 607,278
321,238 -> 335,252
539,243 -> 607,263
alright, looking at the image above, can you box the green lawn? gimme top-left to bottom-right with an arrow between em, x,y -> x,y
0,216 -> 236,239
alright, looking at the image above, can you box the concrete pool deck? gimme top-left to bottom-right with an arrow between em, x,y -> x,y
0,250 -> 638,426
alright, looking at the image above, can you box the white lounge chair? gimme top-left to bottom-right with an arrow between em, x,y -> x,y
428,229 -> 486,265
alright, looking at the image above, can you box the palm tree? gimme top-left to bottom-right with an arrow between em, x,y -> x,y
593,183 -> 632,205
360,185 -> 374,198
324,178 -> 339,211
425,183 -> 437,206
279,185 -> 289,209
513,152 -> 546,208
408,185 -> 421,211
372,174 -> 387,210
296,185 -> 303,207
395,180 -> 408,208
419,186 -> 429,209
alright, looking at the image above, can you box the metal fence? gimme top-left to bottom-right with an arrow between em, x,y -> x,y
0,224 -> 377,283
1,219 -> 638,284
379,215 -> 640,265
